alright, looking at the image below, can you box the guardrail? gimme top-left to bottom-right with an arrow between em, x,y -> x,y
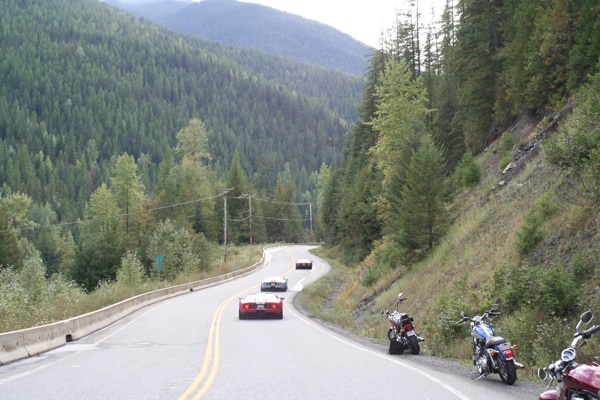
0,245 -> 276,366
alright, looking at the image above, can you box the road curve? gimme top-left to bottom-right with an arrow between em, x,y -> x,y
0,245 -> 543,399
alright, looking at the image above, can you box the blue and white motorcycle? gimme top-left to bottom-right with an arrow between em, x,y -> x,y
457,304 -> 524,385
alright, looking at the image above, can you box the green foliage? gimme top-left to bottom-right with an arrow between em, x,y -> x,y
370,58 -> 429,202
570,252 -> 595,281
111,154 -> 148,250
498,132 -> 516,154
450,151 -> 482,190
361,265 -> 382,287
266,175 -> 305,243
453,0 -> 499,152
116,251 -> 145,288
514,191 -> 559,255
372,236 -> 405,270
398,135 -> 448,253
0,206 -> 22,270
545,71 -> 600,203
428,293 -> 471,356
146,219 -> 200,279
498,155 -> 513,173
493,263 -> 581,317
0,260 -> 86,332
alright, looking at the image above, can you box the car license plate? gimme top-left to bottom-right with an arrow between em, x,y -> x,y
257,304 -> 264,309
406,330 -> 416,336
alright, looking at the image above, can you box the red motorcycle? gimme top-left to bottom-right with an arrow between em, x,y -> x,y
382,292 -> 424,355
538,310 -> 600,400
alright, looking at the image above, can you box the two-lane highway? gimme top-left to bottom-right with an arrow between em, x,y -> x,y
0,246 -> 539,399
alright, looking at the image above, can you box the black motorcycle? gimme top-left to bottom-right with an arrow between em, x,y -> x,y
382,293 -> 424,355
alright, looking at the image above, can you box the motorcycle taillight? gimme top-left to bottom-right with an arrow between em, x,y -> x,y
404,323 -> 413,331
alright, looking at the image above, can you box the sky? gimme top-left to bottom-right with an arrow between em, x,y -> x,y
236,0 -> 441,48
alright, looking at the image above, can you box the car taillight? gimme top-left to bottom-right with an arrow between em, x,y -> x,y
243,304 -> 250,309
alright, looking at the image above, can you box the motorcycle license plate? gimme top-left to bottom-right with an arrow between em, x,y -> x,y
498,342 -> 511,351
406,330 -> 416,337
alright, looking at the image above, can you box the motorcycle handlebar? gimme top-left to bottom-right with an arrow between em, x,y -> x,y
580,325 -> 600,339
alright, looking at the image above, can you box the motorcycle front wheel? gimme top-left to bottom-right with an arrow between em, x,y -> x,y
407,335 -> 420,355
497,356 -> 517,385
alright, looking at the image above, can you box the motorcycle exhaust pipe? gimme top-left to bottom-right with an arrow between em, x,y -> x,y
514,362 -> 525,369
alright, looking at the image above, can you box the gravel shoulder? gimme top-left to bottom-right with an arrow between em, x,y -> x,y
293,292 -> 548,399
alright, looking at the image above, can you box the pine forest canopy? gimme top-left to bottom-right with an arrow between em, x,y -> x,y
0,0 -> 363,223
318,0 -> 600,262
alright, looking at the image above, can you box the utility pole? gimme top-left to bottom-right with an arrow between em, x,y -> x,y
309,202 -> 314,241
248,194 -> 255,245
220,187 -> 234,262
240,193 -> 256,245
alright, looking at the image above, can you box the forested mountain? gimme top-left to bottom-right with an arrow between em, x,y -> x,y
103,0 -> 371,75
319,0 -> 600,262
0,0 -> 367,290
0,0 -> 364,221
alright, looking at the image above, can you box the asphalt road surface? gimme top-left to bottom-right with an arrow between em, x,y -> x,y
0,245 -> 545,399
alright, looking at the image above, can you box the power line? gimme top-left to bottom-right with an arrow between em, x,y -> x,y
0,194 -> 224,234
1,192 -> 316,234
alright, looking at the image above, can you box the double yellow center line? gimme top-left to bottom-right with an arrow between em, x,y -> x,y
179,253 -> 297,399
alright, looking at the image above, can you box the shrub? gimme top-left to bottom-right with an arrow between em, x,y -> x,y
451,151 -> 482,189
494,262 -> 581,318
514,192 -> 558,255
116,251 -> 145,287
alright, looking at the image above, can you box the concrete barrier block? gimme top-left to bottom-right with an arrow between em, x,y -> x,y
0,331 -> 28,365
23,322 -> 67,357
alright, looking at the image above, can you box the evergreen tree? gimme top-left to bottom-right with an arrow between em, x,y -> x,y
226,149 -> 251,244
0,206 -> 22,270
454,0 -> 501,152
397,135 -> 447,254
369,58 -> 429,232
110,154 -> 148,251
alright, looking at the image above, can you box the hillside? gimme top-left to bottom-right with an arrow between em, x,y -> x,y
0,0 -> 364,222
303,101 -> 600,379
103,0 -> 372,75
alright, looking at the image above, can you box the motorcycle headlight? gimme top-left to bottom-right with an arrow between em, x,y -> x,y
561,347 -> 576,363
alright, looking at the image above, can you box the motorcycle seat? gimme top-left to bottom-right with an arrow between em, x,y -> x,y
485,336 -> 506,347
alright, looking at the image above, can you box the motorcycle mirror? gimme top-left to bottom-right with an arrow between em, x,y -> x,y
460,311 -> 465,318
397,292 -> 404,300
581,310 -> 593,324
537,368 -> 547,381
576,310 -> 594,332
491,304 -> 499,311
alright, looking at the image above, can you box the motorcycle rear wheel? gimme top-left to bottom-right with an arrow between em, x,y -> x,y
407,335 -> 420,355
497,357 -> 517,385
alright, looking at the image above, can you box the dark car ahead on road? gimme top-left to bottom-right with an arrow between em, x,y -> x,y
295,259 -> 313,269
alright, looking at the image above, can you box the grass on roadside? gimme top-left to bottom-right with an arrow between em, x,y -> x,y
0,244 -> 263,333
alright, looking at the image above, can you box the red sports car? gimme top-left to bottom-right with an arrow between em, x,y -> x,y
239,293 -> 284,319
295,259 -> 313,269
